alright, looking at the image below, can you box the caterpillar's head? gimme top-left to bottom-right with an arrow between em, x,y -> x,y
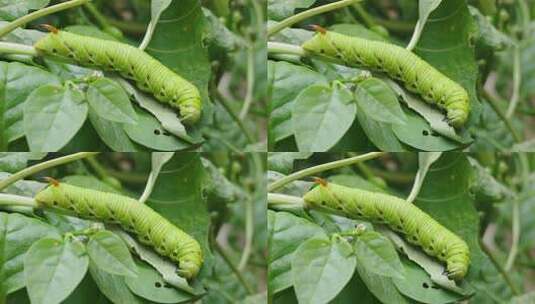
179,98 -> 202,125
445,241 -> 470,281
178,259 -> 201,279
445,90 -> 470,128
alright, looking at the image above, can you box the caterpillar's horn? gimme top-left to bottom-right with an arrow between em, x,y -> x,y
39,24 -> 59,33
306,24 -> 327,34
43,177 -> 60,186
312,177 -> 328,186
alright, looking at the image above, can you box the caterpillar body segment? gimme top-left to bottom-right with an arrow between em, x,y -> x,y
34,30 -> 201,124
302,31 -> 470,127
303,182 -> 470,280
35,183 -> 203,279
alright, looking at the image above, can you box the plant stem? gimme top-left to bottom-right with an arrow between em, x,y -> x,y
0,194 -> 37,208
0,0 -> 91,38
107,19 -> 147,36
238,197 -> 254,270
83,2 -> 110,30
352,3 -> 375,27
483,90 -> 523,143
505,198 -> 520,270
376,18 -> 415,34
267,42 -> 306,57
506,45 -> 521,118
213,89 -> 255,143
267,0 -> 362,37
0,42 -> 37,56
268,152 -> 386,192
480,240 -> 520,295
214,242 -> 255,295
239,43 -> 256,120
267,193 -> 305,207
0,152 -> 99,191
85,156 -> 108,179
238,154 -> 263,271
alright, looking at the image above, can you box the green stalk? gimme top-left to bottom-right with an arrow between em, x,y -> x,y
0,152 -> 99,191
239,43 -> 256,120
214,242 -> 255,294
0,193 -> 37,208
268,152 -> 386,192
0,42 -> 37,56
0,0 -> 91,38
267,42 -> 306,57
506,45 -> 521,118
267,0 -> 362,37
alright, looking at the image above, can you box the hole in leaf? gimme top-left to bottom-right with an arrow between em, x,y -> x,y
422,282 -> 429,289
422,130 -> 429,136
154,129 -> 161,135
155,282 -> 162,288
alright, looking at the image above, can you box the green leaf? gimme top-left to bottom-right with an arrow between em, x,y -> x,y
356,109 -> 405,152
292,82 -> 356,152
88,109 -> 139,152
87,231 -> 138,278
392,258 -> 465,304
268,61 -> 328,143
87,78 -> 138,125
267,0 -> 315,20
267,152 -> 312,175
0,213 -> 60,294
0,0 -> 49,21
356,262 -> 411,304
354,231 -> 405,280
468,158 -> 513,203
267,210 -> 326,294
88,262 -> 143,304
0,153 -> 46,173
123,108 -> 191,151
0,62 -> 61,149
23,84 -> 88,152
24,238 -> 89,304
392,109 -> 462,151
354,78 -> 407,125
291,236 -> 356,304
124,261 -> 195,304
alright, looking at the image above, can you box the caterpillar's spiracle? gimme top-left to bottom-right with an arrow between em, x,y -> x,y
303,181 -> 470,280
34,28 -> 202,125
35,182 -> 203,279
302,28 -> 470,128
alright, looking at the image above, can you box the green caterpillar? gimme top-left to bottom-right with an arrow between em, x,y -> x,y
302,28 -> 470,128
35,182 -> 203,279
34,27 -> 201,125
303,181 -> 470,280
